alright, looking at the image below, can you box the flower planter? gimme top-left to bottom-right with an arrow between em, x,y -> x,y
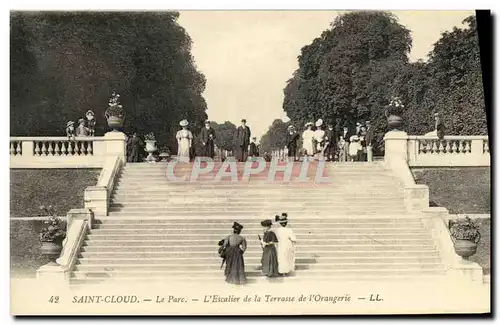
40,240 -> 63,262
453,239 -> 478,260
145,140 -> 157,163
106,115 -> 124,131
387,115 -> 402,131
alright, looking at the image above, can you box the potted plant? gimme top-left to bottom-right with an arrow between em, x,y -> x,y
449,216 -> 481,260
384,96 -> 405,131
104,91 -> 125,131
159,145 -> 171,162
38,205 -> 67,262
144,132 -> 157,162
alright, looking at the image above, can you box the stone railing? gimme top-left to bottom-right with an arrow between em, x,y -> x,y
10,133 -> 127,168
407,136 -> 490,167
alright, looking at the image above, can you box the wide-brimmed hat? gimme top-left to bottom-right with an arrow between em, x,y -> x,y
276,213 -> 288,223
315,119 -> 323,127
179,119 -> 189,127
288,125 -> 295,130
232,222 -> 243,231
305,122 -> 313,127
66,121 -> 75,127
78,118 -> 85,124
261,219 -> 273,227
86,110 -> 95,116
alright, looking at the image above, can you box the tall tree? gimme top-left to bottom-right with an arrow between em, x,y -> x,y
10,11 -> 208,150
259,119 -> 292,154
283,11 -> 412,150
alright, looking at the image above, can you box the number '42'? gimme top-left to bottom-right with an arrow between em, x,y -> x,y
48,296 -> 60,303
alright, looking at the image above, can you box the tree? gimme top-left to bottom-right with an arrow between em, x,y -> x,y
283,11 -> 412,151
259,119 -> 292,154
10,11 -> 208,150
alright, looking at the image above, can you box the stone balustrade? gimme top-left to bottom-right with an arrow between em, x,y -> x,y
10,132 -> 126,168
407,135 -> 490,167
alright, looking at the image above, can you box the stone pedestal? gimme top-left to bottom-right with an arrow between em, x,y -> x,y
36,262 -> 70,284
383,130 -> 408,165
103,131 -> 126,162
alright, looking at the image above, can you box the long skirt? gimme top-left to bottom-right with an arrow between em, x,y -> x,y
261,245 -> 279,277
224,246 -> 246,285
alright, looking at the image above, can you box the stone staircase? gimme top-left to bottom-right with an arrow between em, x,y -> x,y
71,161 -> 447,284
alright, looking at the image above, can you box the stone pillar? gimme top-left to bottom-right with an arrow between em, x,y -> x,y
103,131 -> 127,162
383,130 -> 409,165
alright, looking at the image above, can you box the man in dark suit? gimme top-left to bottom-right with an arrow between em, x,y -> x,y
324,123 -> 337,162
200,120 -> 216,159
236,119 -> 251,162
365,120 -> 374,161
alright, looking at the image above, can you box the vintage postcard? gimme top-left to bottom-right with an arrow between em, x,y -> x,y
9,9 -> 491,315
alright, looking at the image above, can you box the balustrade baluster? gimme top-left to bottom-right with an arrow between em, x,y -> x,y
61,142 -> 68,155
16,142 -> 22,155
444,140 -> 451,153
34,142 -> 40,156
425,141 -> 432,154
47,142 -> 54,156
82,141 -> 88,155
418,141 -> 425,154
464,141 -> 471,153
484,141 -> 489,153
10,143 -> 15,155
431,141 -> 438,153
41,142 -> 48,156
54,142 -> 61,156
451,141 -> 458,154
68,141 -> 74,155
87,142 -> 93,155
438,141 -> 445,154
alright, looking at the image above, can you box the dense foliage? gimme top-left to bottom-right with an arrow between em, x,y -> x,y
10,11 -> 208,151
280,12 -> 487,153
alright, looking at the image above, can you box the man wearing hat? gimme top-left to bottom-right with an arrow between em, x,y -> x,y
324,123 -> 337,162
273,213 -> 297,276
66,121 -> 76,140
86,110 -> 96,136
200,120 -> 216,159
285,125 -> 300,162
75,118 -> 90,137
235,119 -> 251,162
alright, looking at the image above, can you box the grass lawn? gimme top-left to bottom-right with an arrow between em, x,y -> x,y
412,167 -> 490,214
10,220 -> 53,277
10,169 -> 100,277
10,169 -> 101,218
468,218 -> 491,275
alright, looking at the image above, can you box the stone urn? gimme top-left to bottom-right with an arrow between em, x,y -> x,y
145,140 -> 157,163
387,115 -> 403,131
40,240 -> 63,263
453,239 -> 478,260
105,115 -> 124,131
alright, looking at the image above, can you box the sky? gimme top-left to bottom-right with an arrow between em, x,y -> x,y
178,10 -> 475,138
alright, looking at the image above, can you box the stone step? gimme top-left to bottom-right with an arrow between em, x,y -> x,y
93,218 -> 420,224
91,221 -> 422,229
88,232 -> 428,240
106,210 -> 410,217
91,225 -> 426,232
74,262 -> 443,272
81,244 -> 437,252
123,162 -> 386,169
84,236 -> 434,246
71,268 -> 446,280
80,250 -> 440,258
77,256 -> 442,265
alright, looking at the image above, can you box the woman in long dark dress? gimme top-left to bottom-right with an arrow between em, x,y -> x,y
260,219 -> 279,277
223,222 -> 247,285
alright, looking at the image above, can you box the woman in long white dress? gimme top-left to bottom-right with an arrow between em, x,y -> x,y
273,213 -> 296,275
176,119 -> 193,163
302,122 -> 315,159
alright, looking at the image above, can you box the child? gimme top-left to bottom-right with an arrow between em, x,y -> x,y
86,110 -> 96,136
66,121 -> 75,140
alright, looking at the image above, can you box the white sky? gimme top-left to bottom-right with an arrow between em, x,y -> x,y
178,10 -> 475,138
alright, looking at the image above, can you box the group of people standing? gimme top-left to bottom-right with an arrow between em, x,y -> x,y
175,118 -> 259,163
220,213 -> 297,285
65,110 -> 96,139
285,119 -> 374,162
